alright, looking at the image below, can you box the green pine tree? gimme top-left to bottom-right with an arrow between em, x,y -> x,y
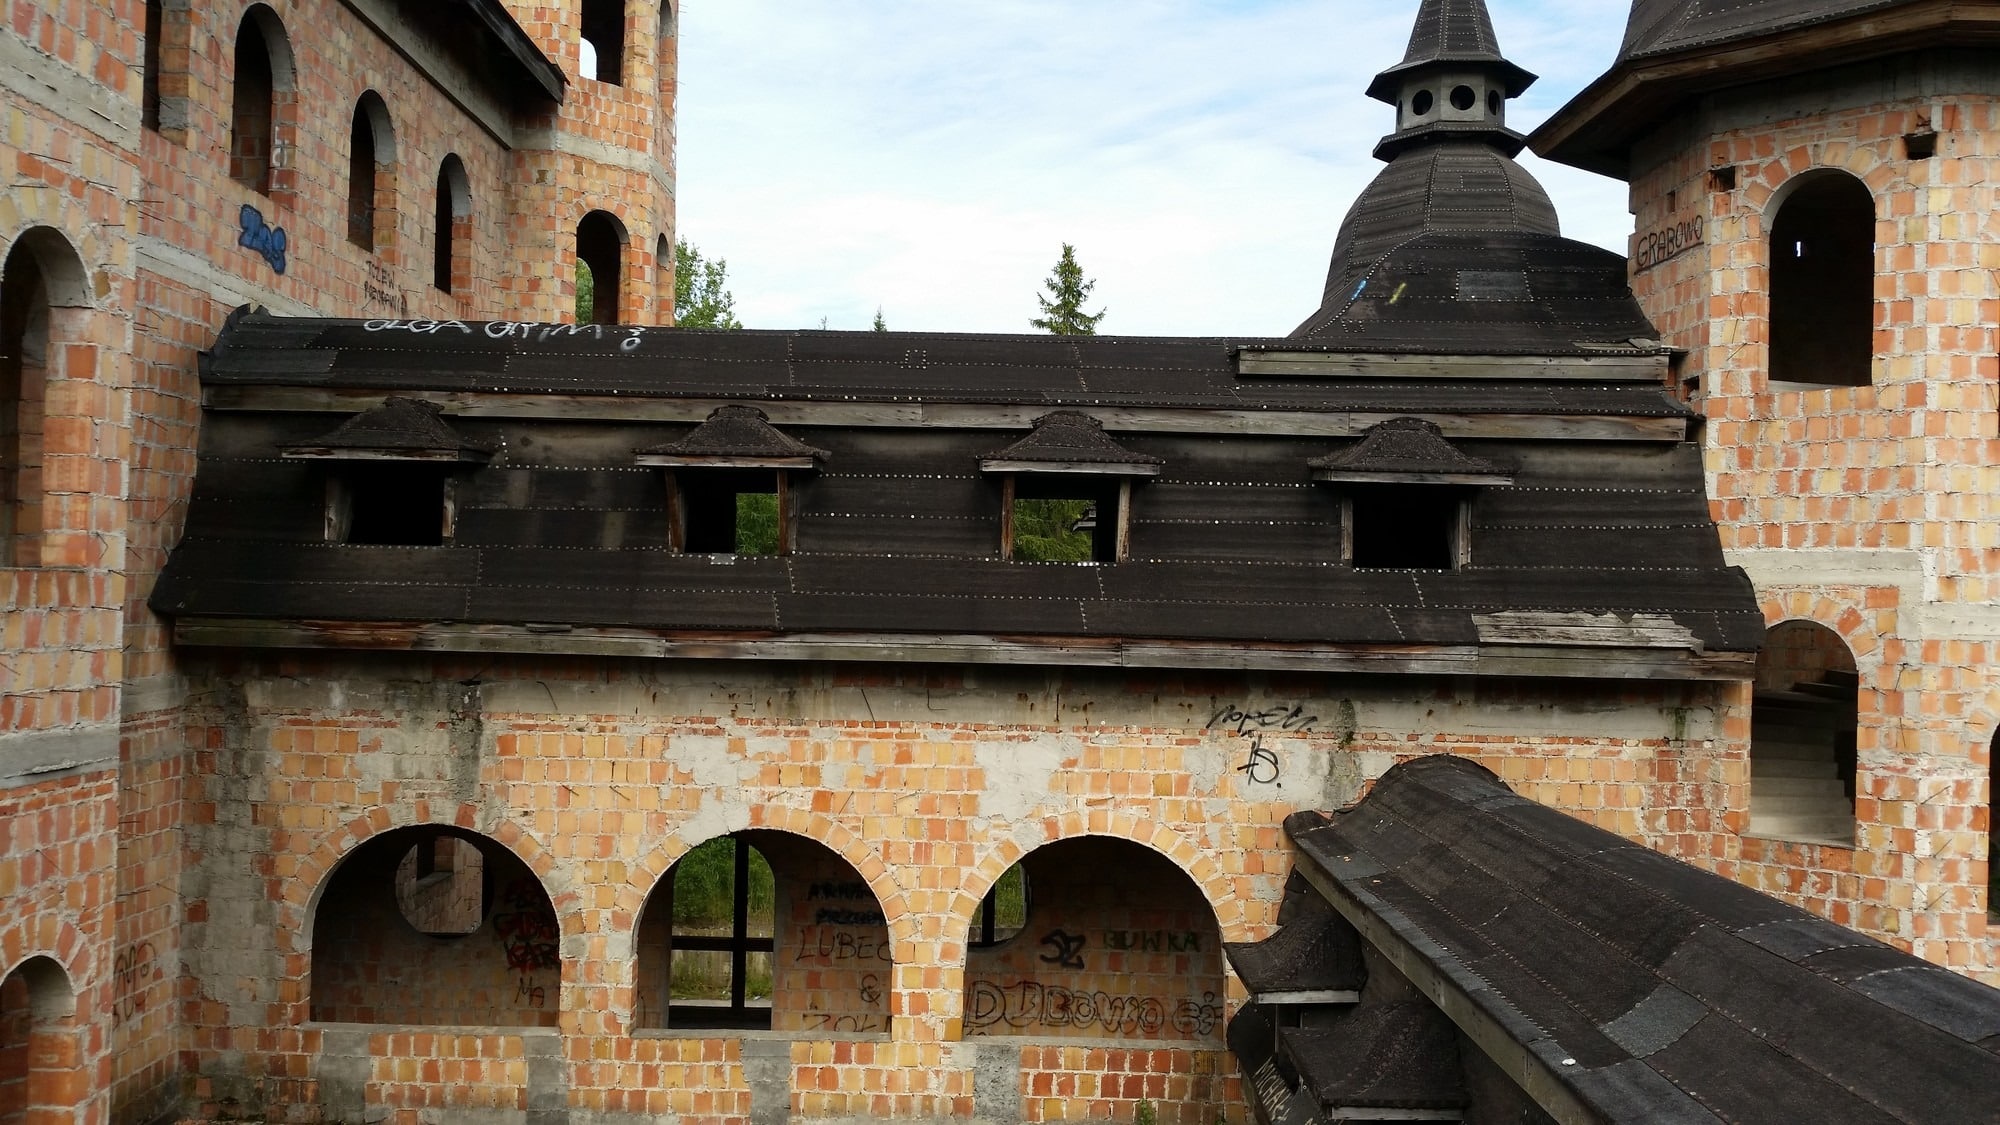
1030,243 -> 1105,335
673,238 -> 743,329
872,306 -> 888,332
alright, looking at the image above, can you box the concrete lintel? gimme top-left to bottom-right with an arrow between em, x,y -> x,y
0,30 -> 140,151
122,672 -> 191,718
0,724 -> 120,787
1721,548 -> 1928,601
137,242 -> 317,318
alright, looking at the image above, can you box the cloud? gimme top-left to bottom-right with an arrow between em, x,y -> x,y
675,0 -> 1633,335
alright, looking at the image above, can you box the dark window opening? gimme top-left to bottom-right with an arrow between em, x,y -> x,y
1486,89 -> 1501,116
0,242 -> 50,569
434,155 -> 469,294
666,836 -> 774,1030
1709,165 -> 1737,192
1007,477 -> 1124,563
230,16 -> 276,192
1903,131 -> 1938,160
580,0 -> 626,85
1449,84 -> 1476,111
676,469 -> 781,555
1346,486 -> 1461,570
333,466 -> 448,546
1769,173 -> 1875,386
142,0 -> 163,131
968,864 -> 1029,948
395,833 -> 485,937
346,105 -> 376,249
1411,89 -> 1434,116
577,210 -> 624,325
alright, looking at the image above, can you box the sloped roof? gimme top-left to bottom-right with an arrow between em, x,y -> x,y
1284,756 -> 2000,1122
1309,417 -> 1511,483
1619,0 -> 1908,60
981,411 -> 1164,473
1365,0 -> 1536,102
282,396 -> 496,461
636,404 -> 828,465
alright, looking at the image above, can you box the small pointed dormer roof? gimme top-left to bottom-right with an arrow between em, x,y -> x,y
1365,0 -> 1536,104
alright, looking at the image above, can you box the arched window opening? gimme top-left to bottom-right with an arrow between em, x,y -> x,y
637,832 -> 891,1034
310,826 -> 559,1027
346,93 -> 394,251
1768,172 -> 1875,386
580,0 -> 626,85
0,230 -> 88,570
655,233 -> 673,323
1750,621 -> 1859,846
576,210 -> 625,324
229,12 -> 278,192
968,863 -> 1029,948
964,837 -> 1225,1055
0,957 -> 80,1125
434,155 -> 471,295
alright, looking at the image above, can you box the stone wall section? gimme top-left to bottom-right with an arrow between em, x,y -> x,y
1624,64 -> 2000,981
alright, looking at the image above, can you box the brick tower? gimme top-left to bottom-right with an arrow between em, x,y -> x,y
1536,0 -> 2000,981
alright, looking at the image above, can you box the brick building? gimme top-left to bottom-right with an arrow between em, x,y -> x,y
1535,0 -> 2000,981
0,1 -> 1994,1125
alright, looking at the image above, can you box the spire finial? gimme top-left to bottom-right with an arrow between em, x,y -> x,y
1364,0 -> 1537,161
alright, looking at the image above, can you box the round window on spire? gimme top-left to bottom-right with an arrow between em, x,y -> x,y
1450,85 -> 1476,112
1412,90 -> 1434,116
1487,90 -> 1502,116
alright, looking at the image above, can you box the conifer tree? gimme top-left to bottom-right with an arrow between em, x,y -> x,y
1030,243 -> 1105,335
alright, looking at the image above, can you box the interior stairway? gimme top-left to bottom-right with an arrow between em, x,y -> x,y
1748,668 -> 1858,846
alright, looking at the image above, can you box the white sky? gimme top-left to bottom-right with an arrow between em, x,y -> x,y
674,0 -> 1633,336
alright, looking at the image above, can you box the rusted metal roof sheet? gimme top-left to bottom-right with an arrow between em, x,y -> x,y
1285,756 -> 2000,1123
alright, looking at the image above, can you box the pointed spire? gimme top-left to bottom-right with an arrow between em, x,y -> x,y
1363,0 -> 1537,162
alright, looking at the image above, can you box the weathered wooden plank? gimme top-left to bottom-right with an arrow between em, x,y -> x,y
1236,350 -> 1668,380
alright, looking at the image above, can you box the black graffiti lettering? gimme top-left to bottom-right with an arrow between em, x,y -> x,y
807,882 -> 874,902
965,980 -> 1195,1037
1038,929 -> 1087,970
1099,929 -> 1203,955
791,926 -> 894,964
1208,702 -> 1318,736
1237,734 -> 1281,785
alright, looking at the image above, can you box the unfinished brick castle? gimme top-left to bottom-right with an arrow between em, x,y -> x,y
1,1 -> 1996,1124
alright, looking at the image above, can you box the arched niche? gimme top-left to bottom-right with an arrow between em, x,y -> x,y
309,825 -> 560,1026
962,836 -> 1226,1043
229,5 -> 296,196
433,154 -> 471,295
576,209 -> 627,325
635,830 -> 891,1035
1767,170 -> 1875,387
0,956 -> 80,1125
1750,620 -> 1859,845
346,91 -> 396,252
1,228 -> 90,569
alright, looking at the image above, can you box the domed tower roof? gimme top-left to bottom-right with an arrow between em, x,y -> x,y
1290,0 -> 1657,351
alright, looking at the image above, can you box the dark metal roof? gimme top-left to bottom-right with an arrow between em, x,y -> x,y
155,313 -> 1760,675
1366,0 -> 1537,102
1223,888 -> 1367,996
283,396 -> 497,461
1285,756 -> 2000,1123
425,0 -> 566,106
636,405 -> 828,463
1619,0 -> 1908,61
1284,1000 -> 1468,1113
981,411 -> 1165,471
1309,417 -> 1510,483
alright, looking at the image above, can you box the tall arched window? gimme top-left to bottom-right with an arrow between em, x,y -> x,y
229,7 -> 294,195
655,233 -> 673,322
576,210 -> 626,325
0,230 -> 87,569
347,92 -> 395,252
434,155 -> 470,294
142,0 -> 163,131
580,0 -> 626,85
1768,171 -> 1875,386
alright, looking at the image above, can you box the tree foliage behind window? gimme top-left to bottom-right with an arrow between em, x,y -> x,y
1013,498 -> 1093,562
674,239 -> 742,329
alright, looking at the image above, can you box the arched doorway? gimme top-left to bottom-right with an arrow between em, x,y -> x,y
1751,620 -> 1859,844
0,957 -> 80,1125
576,210 -> 626,325
309,825 -> 560,1026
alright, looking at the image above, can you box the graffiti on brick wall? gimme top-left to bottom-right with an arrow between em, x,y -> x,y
1207,702 -> 1318,736
364,259 -> 406,314
1099,929 -> 1203,955
805,1013 -> 889,1033
515,976 -> 547,1007
1236,734 -> 1280,785
238,204 -> 288,275
966,981 -> 1225,1037
1634,215 -> 1704,273
1039,929 -> 1088,969
791,927 -> 894,964
808,880 -> 885,925
112,941 -> 158,1025
492,879 -> 560,973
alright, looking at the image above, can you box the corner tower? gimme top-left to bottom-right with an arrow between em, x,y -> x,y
1534,0 -> 2000,985
1293,0 -> 1653,353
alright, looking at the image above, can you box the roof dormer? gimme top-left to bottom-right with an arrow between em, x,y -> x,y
980,411 -> 1162,564
1311,418 -> 1511,570
637,405 -> 828,556
281,397 -> 496,545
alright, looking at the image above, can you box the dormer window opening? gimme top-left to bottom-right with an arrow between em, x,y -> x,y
1311,418 -> 1512,572
637,405 -> 827,557
981,411 -> 1163,565
281,397 -> 496,547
